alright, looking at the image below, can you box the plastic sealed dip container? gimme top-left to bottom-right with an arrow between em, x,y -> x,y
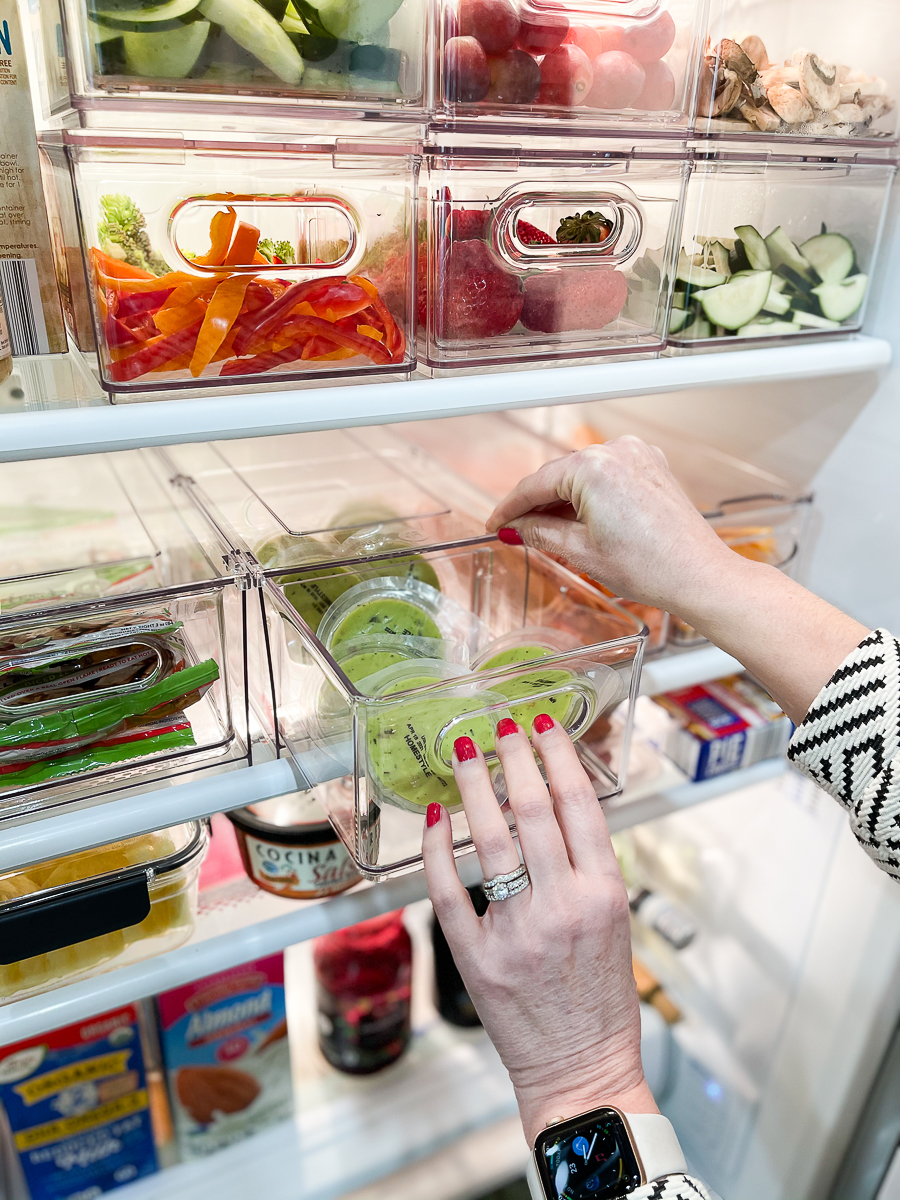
227,790 -> 360,899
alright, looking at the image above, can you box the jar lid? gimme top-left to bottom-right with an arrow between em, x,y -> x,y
227,790 -> 339,846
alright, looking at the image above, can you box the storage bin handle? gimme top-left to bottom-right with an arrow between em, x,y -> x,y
169,195 -> 362,275
490,190 -> 643,270
0,874 -> 152,965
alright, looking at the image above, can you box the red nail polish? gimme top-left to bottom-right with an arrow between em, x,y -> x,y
497,717 -> 518,738
454,736 -> 477,762
426,803 -> 443,827
533,713 -> 555,734
497,527 -> 523,546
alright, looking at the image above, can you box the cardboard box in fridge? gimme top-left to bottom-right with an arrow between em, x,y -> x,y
0,0 -> 66,355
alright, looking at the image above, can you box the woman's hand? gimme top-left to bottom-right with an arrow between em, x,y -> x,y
422,715 -> 657,1147
485,435 -> 733,615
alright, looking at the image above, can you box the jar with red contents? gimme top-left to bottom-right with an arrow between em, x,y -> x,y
313,910 -> 412,1075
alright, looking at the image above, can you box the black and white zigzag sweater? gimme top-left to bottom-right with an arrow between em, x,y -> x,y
624,630 -> 900,1200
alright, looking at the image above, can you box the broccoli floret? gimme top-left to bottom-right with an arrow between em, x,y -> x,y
97,194 -> 168,276
258,237 -> 296,264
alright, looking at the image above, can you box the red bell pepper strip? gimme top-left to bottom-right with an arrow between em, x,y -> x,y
252,314 -> 393,368
115,289 -> 175,319
105,310 -> 142,348
349,275 -> 402,359
307,281 -> 371,322
109,320 -> 204,382
190,275 -> 253,378
231,278 -> 344,355
219,339 -> 310,376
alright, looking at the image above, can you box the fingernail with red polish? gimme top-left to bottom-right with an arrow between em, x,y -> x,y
497,717 -> 518,738
426,803 -> 443,828
533,713 -> 555,734
454,736 -> 477,762
497,527 -> 523,546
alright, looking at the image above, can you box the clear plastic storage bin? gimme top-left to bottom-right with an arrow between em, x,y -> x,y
664,149 -> 894,350
699,0 -> 900,145
0,822 -> 206,1003
0,451 -> 248,825
57,0 -> 427,116
158,431 -> 648,877
432,0 -> 705,134
42,128 -> 417,394
420,141 -> 688,371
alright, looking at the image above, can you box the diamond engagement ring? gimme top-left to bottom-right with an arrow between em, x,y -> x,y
483,864 -> 531,902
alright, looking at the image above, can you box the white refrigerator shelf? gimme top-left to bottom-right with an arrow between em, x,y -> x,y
0,754 -> 789,1044
0,337 -> 889,462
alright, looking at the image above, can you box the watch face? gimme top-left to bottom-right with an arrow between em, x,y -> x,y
535,1109 -> 643,1200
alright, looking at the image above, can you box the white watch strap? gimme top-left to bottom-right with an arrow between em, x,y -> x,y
525,1112 -> 685,1200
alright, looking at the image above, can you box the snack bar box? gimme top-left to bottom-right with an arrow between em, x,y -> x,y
431,0 -> 706,135
158,430 -> 649,878
666,146 -> 895,351
51,0 -> 428,118
699,0 -> 899,146
0,450 -> 250,827
0,822 -> 207,1004
39,127 -> 418,396
419,137 -> 689,372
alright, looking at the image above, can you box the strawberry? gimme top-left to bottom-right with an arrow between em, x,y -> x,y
520,267 -> 627,333
437,239 -> 523,340
448,208 -> 489,240
517,219 -> 556,245
556,209 -> 614,245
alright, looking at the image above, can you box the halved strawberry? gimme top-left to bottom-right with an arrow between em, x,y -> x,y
517,219 -> 556,245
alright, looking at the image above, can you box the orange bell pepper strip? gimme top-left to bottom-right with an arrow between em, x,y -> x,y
223,221 -> 260,266
195,208 -> 237,267
154,297 -> 208,337
96,267 -> 196,295
90,248 -> 155,281
272,314 -> 392,364
190,275 -> 253,378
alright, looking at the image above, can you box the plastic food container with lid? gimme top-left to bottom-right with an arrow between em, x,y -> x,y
664,148 -> 895,350
55,0 -> 427,117
41,127 -> 417,395
432,0 -> 706,134
0,449 -> 249,826
698,0 -> 900,145
420,139 -> 689,372
0,822 -> 207,1003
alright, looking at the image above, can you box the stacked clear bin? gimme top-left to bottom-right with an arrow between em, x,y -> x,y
0,450 -> 249,825
158,430 -> 648,877
40,126 -> 418,394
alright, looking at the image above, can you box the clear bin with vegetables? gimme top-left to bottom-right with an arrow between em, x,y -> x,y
0,451 -> 247,824
0,823 -> 206,1003
420,141 -> 688,372
698,1 -> 899,144
655,150 -> 895,349
433,0 -> 705,133
43,128 -> 416,394
58,0 -> 426,113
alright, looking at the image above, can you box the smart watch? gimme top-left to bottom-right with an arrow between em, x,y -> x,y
526,1106 -> 686,1200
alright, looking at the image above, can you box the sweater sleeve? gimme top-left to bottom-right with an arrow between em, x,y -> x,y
632,1174 -> 718,1200
787,628 -> 900,881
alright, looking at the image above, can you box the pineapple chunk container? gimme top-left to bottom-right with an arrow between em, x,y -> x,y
665,146 -> 895,349
0,823 -> 207,1003
420,138 -> 689,371
431,0 -> 705,134
158,431 -> 648,878
57,0 -> 427,115
698,0 -> 900,146
42,127 -> 417,394
0,450 -> 248,825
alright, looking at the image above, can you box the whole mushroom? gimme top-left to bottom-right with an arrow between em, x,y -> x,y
798,53 -> 842,111
767,83 -> 815,124
712,67 -> 743,115
740,35 -> 769,71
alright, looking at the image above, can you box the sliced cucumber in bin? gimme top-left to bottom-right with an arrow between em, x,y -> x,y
350,42 -> 400,80
734,225 -> 770,271
675,249 -> 727,289
765,226 -> 816,283
676,315 -> 711,340
92,0 -> 201,22
123,19 -> 209,74
799,233 -> 855,285
791,310 -> 841,330
197,0 -> 304,82
668,307 -> 692,334
812,274 -> 868,322
737,320 -> 802,337
700,270 -> 771,331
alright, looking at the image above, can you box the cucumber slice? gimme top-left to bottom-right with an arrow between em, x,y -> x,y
761,282 -> 791,315
699,270 -> 771,331
197,0 -> 304,82
799,233 -> 855,285
675,249 -> 727,289
676,316 -> 712,340
729,242 -> 750,273
791,310 -> 841,330
672,289 -> 688,310
92,0 -> 200,21
315,0 -> 402,40
667,307 -> 692,333
811,274 -> 868,322
765,226 -> 816,283
737,321 -> 802,337
734,225 -> 770,271
709,240 -> 731,276
769,275 -> 786,293
123,19 -> 209,74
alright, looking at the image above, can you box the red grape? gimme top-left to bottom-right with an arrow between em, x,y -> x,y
487,48 -> 541,103
633,58 -> 675,109
586,50 -> 645,108
445,35 -> 491,101
621,10 -> 675,63
563,24 -> 603,60
538,43 -> 593,106
458,0 -> 519,55
515,6 -> 569,54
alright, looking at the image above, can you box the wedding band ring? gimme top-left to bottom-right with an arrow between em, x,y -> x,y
483,864 -> 531,902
